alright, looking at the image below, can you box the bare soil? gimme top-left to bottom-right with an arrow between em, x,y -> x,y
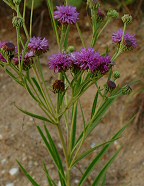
0,3 -> 144,186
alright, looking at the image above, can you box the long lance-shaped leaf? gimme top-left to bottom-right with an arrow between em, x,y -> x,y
92,148 -> 122,186
16,106 -> 53,124
37,126 -> 66,186
43,162 -> 57,186
24,78 -> 39,102
91,91 -> 99,118
5,69 -> 23,86
69,102 -> 78,152
70,137 -> 120,168
79,123 -> 130,186
74,89 -> 121,151
101,174 -> 106,186
31,77 -> 45,99
44,125 -> 66,186
17,161 -> 40,186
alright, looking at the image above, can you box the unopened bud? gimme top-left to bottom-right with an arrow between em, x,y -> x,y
53,80 -> 65,93
113,71 -> 120,79
122,14 -> 132,25
12,16 -> 23,28
122,85 -> 132,95
107,80 -> 116,90
13,0 -> 21,5
107,10 -> 119,19
87,0 -> 99,9
67,46 -> 75,53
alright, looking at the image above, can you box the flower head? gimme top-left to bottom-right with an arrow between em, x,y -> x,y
72,48 -> 111,75
28,37 -> 49,55
54,6 -> 79,24
112,29 -> 123,44
48,53 -> 72,73
13,51 -> 34,70
112,29 -> 137,49
73,48 -> 97,71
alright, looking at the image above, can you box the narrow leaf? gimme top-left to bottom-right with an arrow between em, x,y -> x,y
91,91 -> 99,118
16,106 -> 53,124
43,162 -> 57,186
17,161 -> 40,186
92,148 -> 121,186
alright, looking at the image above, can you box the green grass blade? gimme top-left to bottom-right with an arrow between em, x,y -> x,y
92,148 -> 121,186
6,69 -> 23,86
17,161 -> 40,186
101,174 -> 106,186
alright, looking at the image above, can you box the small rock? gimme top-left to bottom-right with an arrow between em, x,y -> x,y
34,161 -> 38,166
57,143 -> 62,149
74,179 -> 79,184
0,134 -> 3,140
6,183 -> 14,186
90,142 -> 96,148
1,170 -> 6,175
1,159 -> 7,165
9,167 -> 19,176
58,181 -> 61,186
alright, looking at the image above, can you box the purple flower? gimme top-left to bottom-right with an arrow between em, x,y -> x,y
48,53 -> 72,73
96,56 -> 111,74
0,53 -> 6,62
72,48 -> 111,74
28,37 -> 49,55
112,29 -> 123,44
124,33 -> 137,48
112,29 -> 137,49
73,48 -> 100,71
54,6 -> 79,24
0,42 -> 7,62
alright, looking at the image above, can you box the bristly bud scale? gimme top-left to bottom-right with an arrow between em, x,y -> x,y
12,16 -> 23,28
13,0 -> 21,5
122,14 -> 132,25
67,46 -> 75,53
107,10 -> 119,19
113,71 -> 120,79
122,85 -> 132,95
107,80 -> 116,90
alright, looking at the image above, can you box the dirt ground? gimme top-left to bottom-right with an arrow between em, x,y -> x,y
0,2 -> 144,186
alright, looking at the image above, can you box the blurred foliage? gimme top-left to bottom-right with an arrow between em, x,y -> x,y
68,0 -> 83,8
105,0 -> 136,5
26,0 -> 44,9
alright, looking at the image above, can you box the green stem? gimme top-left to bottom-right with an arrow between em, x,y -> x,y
91,18 -> 111,47
76,23 -> 86,48
29,0 -> 34,38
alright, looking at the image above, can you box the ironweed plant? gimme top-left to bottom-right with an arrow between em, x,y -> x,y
1,0 -> 137,185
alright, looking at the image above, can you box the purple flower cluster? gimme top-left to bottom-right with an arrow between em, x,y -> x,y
54,6 -> 79,24
49,53 -> 72,73
112,29 -> 137,48
48,48 -> 111,75
73,48 -> 111,74
28,37 -> 49,55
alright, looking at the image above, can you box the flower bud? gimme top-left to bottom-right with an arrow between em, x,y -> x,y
53,80 -> 65,93
107,10 -> 119,19
13,0 -> 21,5
2,42 -> 15,60
113,71 -> 120,79
107,80 -> 116,90
87,0 -> 99,9
67,46 -> 75,53
12,16 -> 23,28
122,14 -> 132,25
122,85 -> 132,95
